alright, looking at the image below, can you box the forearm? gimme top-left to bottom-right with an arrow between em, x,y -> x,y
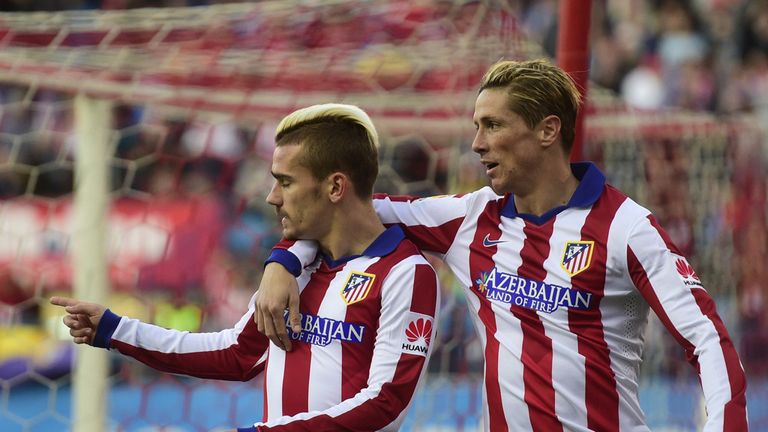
96,308 -> 269,381
371,193 -> 467,254
688,294 -> 747,431
245,356 -> 426,431
626,219 -> 747,429
266,193 -> 475,273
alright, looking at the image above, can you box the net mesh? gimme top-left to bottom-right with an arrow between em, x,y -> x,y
0,1 -> 527,130
0,1 -> 765,431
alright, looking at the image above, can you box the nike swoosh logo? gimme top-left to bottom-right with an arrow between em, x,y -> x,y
482,234 -> 505,247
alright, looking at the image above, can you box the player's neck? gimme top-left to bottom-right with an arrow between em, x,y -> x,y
514,160 -> 579,217
318,200 -> 385,261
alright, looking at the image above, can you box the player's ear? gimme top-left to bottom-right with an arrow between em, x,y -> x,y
327,172 -> 347,203
538,115 -> 561,148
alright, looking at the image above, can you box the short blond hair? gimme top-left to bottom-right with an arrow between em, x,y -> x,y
275,103 -> 379,199
480,59 -> 582,152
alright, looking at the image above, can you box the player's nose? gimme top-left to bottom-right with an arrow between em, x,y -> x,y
266,181 -> 282,207
471,130 -> 487,155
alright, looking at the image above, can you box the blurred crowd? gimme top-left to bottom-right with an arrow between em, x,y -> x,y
0,0 -> 765,380
3,0 -> 768,112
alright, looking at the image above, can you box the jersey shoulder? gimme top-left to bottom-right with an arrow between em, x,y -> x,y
602,183 -> 652,221
388,237 -> 433,267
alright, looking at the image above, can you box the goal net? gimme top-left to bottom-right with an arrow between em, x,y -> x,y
0,1 -> 764,431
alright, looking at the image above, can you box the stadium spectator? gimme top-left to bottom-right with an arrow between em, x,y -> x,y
50,103 -> 440,431
1,0 -> 767,115
257,59 -> 748,431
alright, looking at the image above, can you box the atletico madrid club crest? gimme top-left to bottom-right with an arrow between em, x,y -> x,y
341,271 -> 376,305
561,241 -> 595,277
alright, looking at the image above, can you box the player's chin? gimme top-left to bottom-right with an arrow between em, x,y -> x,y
284,224 -> 308,240
489,179 -> 512,195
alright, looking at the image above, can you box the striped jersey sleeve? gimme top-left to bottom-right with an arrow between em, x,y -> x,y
249,255 -> 440,431
93,293 -> 270,381
266,190 -> 495,272
266,239 -> 320,277
371,192 -> 478,254
626,214 -> 747,431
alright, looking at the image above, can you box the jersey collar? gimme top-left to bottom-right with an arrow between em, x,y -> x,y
500,162 -> 606,224
322,225 -> 405,268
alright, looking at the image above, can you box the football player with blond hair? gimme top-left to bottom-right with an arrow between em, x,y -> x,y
52,103 -> 440,431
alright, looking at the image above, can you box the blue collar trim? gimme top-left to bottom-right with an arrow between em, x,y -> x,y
500,162 -> 606,224
322,225 -> 405,268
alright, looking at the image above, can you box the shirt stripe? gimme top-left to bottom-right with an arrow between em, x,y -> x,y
518,218 -> 563,431
342,258 -> 385,401
281,269 -> 330,416
570,187 -> 625,431
467,198 -> 507,432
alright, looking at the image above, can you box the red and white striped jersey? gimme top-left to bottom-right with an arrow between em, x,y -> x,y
271,163 -> 748,432
93,226 -> 440,431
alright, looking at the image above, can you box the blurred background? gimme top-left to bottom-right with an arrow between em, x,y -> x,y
0,0 -> 765,431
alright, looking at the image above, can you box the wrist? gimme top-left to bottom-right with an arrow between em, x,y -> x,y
265,249 -> 302,277
92,309 -> 122,349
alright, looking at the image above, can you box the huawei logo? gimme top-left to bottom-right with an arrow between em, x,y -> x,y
675,258 -> 700,281
401,314 -> 433,356
405,318 -> 433,346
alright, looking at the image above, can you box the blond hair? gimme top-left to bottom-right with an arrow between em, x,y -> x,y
275,103 -> 379,199
480,59 -> 583,152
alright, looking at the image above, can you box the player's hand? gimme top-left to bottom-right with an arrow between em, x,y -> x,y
255,262 -> 301,351
49,296 -> 107,345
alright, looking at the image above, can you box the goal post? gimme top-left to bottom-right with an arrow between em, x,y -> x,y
556,0 -> 593,162
72,94 -> 112,432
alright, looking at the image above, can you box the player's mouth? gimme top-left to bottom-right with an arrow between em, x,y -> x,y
276,211 -> 289,227
482,161 -> 499,175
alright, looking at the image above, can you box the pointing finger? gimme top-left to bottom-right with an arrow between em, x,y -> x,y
50,296 -> 77,307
